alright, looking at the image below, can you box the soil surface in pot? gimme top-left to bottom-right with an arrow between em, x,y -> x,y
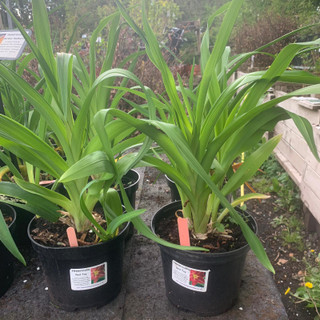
155,214 -> 249,253
3,212 -> 13,226
30,213 -> 107,247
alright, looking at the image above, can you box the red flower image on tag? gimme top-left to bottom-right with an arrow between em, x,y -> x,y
91,264 -> 106,284
0,35 -> 5,45
189,270 -> 206,287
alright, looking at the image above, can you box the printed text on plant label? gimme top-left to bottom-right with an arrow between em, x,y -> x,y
69,262 -> 107,291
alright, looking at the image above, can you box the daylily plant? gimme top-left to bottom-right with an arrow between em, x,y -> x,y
88,0 -> 320,273
0,0 -> 148,263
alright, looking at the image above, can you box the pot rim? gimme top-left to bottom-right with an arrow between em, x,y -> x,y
151,200 -> 257,258
164,174 -> 174,184
0,202 -> 16,230
123,169 -> 140,190
27,216 -> 129,251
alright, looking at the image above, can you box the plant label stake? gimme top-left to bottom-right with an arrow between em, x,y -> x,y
67,227 -> 78,247
176,210 -> 190,246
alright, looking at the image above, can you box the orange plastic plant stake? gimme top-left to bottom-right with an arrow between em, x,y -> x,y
177,217 -> 190,247
67,227 -> 78,247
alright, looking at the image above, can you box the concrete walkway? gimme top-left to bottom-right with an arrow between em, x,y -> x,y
0,167 -> 288,320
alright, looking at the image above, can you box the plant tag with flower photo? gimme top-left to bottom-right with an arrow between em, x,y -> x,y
172,260 -> 210,292
69,262 -> 107,291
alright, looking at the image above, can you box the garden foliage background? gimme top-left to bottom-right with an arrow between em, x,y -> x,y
1,0 -> 320,70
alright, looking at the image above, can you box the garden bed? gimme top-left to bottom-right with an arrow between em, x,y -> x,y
247,196 -> 319,320
247,155 -> 320,320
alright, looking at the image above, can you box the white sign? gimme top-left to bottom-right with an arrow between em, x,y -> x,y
0,30 -> 31,60
69,262 -> 107,291
172,260 -> 210,292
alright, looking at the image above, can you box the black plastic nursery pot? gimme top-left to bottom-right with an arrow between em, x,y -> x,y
151,201 -> 257,316
118,169 -> 140,240
0,203 -> 16,298
118,169 -> 140,208
165,175 -> 180,202
27,217 -> 129,311
13,206 -> 34,247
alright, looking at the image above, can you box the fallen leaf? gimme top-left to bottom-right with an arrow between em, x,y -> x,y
277,258 -> 288,265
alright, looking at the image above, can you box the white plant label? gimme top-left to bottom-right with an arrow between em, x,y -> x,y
0,30 -> 31,60
69,262 -> 107,291
171,260 -> 210,292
